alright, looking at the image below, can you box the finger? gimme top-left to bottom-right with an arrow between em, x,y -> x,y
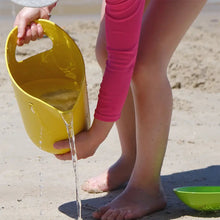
14,15 -> 27,46
17,38 -> 25,46
16,16 -> 29,39
30,22 -> 38,41
54,152 -> 72,160
54,139 -> 70,150
37,23 -> 44,38
24,26 -> 32,44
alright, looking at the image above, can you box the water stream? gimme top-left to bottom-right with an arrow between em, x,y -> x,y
61,112 -> 82,220
22,78 -> 83,219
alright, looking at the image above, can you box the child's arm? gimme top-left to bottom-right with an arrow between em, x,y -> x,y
55,0 -> 145,160
94,0 -> 145,121
55,118 -> 114,160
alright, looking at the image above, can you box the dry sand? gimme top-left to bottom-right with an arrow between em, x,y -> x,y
0,3 -> 220,220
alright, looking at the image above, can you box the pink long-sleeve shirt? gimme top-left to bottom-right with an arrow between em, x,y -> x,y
94,0 -> 145,122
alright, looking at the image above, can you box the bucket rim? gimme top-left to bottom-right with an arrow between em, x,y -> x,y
5,19 -> 87,114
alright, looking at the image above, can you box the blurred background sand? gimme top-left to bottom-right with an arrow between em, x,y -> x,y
0,1 -> 220,220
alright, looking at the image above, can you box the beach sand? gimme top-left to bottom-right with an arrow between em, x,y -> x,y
0,2 -> 220,220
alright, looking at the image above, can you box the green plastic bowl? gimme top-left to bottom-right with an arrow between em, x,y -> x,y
173,186 -> 220,211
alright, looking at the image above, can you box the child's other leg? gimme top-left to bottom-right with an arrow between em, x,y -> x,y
93,0 -> 207,219
82,2 -> 136,193
82,87 -> 136,193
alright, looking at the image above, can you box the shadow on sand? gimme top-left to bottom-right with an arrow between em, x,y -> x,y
58,165 -> 220,219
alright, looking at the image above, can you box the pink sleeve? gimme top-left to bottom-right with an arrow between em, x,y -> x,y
94,0 -> 145,122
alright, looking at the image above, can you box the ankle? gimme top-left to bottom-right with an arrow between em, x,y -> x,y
127,180 -> 165,197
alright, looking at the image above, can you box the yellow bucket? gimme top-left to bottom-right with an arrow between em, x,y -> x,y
5,19 -> 90,154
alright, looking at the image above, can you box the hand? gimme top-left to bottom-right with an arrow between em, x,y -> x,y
13,7 -> 48,46
13,4 -> 56,46
53,119 -> 114,160
54,130 -> 98,160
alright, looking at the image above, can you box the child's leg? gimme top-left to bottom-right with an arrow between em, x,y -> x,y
82,87 -> 136,193
82,2 -> 137,192
93,0 -> 206,219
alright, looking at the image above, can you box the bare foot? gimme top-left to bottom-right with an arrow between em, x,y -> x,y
92,186 -> 166,219
82,156 -> 135,193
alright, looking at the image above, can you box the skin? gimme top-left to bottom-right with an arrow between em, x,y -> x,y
14,0 -> 207,219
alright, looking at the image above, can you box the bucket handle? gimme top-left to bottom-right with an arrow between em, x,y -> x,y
5,19 -> 69,64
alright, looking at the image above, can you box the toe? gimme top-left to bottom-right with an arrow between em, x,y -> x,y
93,205 -> 110,219
82,180 -> 104,193
124,207 -> 145,219
101,209 -> 113,220
101,208 -> 120,220
81,180 -> 93,192
106,209 -> 120,220
124,209 -> 134,220
115,210 -> 126,220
